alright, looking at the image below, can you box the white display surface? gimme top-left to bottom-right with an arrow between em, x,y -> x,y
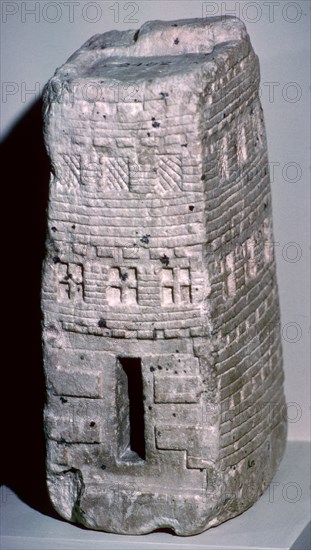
1,442 -> 310,550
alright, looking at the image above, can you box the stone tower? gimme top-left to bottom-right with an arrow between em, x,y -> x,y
42,17 -> 287,535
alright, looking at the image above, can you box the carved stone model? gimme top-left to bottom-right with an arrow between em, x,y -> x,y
42,17 -> 287,536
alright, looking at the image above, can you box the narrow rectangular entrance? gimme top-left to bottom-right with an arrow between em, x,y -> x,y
116,357 -> 145,461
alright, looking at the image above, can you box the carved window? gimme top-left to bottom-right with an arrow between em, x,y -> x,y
57,263 -> 84,302
243,237 -> 257,280
219,136 -> 229,180
161,267 -> 191,306
251,103 -> 265,149
237,126 -> 247,166
107,267 -> 137,305
263,219 -> 274,263
222,252 -> 236,298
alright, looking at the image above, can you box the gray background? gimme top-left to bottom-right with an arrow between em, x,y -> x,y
1,0 -> 310,441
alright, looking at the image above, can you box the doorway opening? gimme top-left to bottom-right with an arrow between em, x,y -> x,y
117,357 -> 145,461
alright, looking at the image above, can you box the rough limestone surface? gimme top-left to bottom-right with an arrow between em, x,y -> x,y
42,17 -> 287,536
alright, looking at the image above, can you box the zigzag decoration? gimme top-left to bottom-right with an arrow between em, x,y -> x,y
157,155 -> 183,193
105,157 -> 130,191
60,153 -> 80,185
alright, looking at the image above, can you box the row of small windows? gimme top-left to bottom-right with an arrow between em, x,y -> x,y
56,264 -> 193,307
55,223 -> 272,305
221,230 -> 273,299
218,111 -> 264,181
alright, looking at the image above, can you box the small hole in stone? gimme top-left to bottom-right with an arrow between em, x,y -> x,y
149,406 -> 152,410
140,234 -> 150,244
172,413 -> 176,417
101,464 -> 106,470
189,205 -> 194,211
160,254 -> 169,266
51,226 -> 57,232
150,366 -> 155,372
72,224 -> 76,229
98,318 -> 107,328
174,38 -> 179,45
133,29 -> 139,42
90,421 -> 96,427
201,174 -> 206,181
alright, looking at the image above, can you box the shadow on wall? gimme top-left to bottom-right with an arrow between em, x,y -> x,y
1,97 -> 58,518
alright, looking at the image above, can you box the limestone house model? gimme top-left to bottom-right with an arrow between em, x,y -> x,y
42,17 -> 287,535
